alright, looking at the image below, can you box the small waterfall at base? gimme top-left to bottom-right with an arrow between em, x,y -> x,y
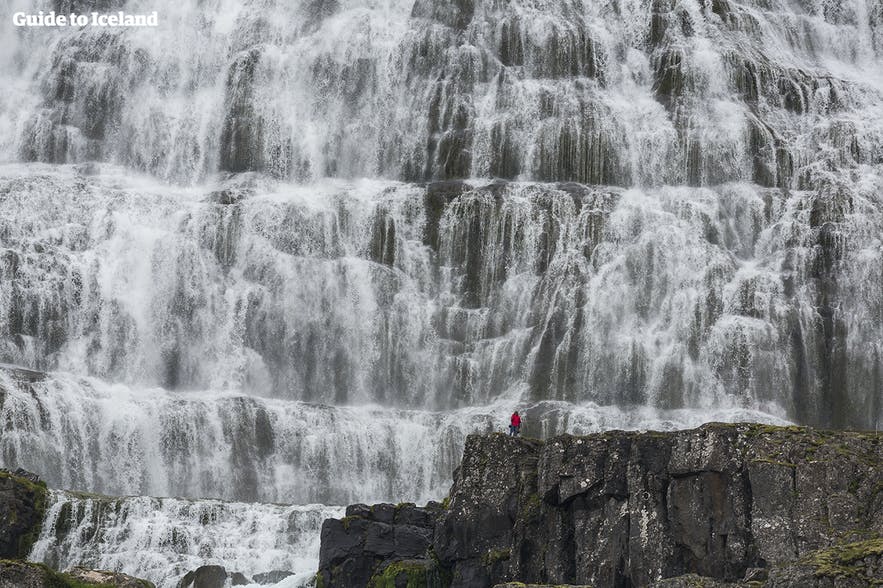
29,491 -> 343,588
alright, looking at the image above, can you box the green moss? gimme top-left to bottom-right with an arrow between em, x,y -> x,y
340,515 -> 362,530
520,493 -> 542,521
500,582 -> 591,588
367,561 -> 429,588
441,496 -> 451,510
314,571 -> 325,588
480,548 -> 511,567
64,490 -> 108,501
0,560 -> 154,588
0,471 -> 49,557
368,559 -> 452,588
750,458 -> 797,468
743,424 -> 808,437
801,537 -> 883,580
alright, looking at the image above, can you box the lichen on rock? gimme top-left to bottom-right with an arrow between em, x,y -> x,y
317,423 -> 883,587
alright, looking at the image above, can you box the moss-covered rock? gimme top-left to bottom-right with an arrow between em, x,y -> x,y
759,537 -> 883,586
0,469 -> 48,559
493,583 -> 594,588
321,423 -> 883,587
0,560 -> 155,588
367,559 -> 447,588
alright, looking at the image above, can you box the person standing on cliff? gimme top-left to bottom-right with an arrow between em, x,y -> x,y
509,411 -> 521,436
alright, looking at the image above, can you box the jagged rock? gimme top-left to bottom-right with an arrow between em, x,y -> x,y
0,469 -> 47,558
252,570 -> 294,584
176,565 -> 228,588
765,538 -> 883,587
650,539 -> 883,586
0,561 -> 154,588
66,567 -> 155,587
0,561 -> 58,588
319,424 -> 883,588
651,574 -> 751,587
0,364 -> 45,384
175,565 -> 251,588
494,585 -> 593,588
318,503 -> 445,587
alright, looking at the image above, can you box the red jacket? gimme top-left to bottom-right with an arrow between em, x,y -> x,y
511,413 -> 521,427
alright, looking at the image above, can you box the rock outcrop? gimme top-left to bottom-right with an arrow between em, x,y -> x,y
176,565 -> 251,588
66,567 -> 155,588
0,469 -> 47,559
318,502 -> 449,587
317,423 -> 883,587
0,561 -> 153,588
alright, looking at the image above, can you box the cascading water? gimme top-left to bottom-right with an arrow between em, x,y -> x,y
0,0 -> 881,585
29,492 -> 343,588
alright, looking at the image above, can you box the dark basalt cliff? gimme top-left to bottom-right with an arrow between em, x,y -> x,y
0,469 -> 47,560
317,423 -> 883,588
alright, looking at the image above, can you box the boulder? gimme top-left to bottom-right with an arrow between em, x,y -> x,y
0,561 -> 154,588
0,561 -> 57,588
252,570 -> 294,584
66,567 -> 154,588
176,565 -> 228,588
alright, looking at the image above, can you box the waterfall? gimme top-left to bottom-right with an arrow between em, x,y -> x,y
0,164 -> 879,426
0,366 -> 789,505
1,0 -> 882,584
29,490 -> 343,588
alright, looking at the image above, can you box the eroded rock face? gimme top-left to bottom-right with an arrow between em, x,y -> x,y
0,561 -> 154,588
0,469 -> 47,559
66,567 -> 154,588
318,424 -> 883,587
317,502 -> 447,587
176,565 -> 247,588
252,570 -> 294,584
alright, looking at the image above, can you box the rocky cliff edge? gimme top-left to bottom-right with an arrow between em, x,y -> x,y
317,423 -> 883,587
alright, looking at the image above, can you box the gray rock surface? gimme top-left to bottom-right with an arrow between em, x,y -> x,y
0,469 -> 46,559
252,570 -> 294,584
175,566 -> 223,588
66,567 -> 155,588
318,502 -> 447,587
318,423 -> 883,587
0,561 -> 154,588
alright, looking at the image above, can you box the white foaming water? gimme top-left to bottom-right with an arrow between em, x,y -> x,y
3,366 -> 790,586
0,0 -> 881,585
0,165 -> 880,427
0,0 -> 879,184
0,367 -> 791,505
29,490 -> 343,588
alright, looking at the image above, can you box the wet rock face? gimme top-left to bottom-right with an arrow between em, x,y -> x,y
251,570 -> 293,584
0,469 -> 47,559
0,561 -> 154,588
317,502 -> 447,587
319,424 -> 883,587
66,567 -> 155,588
0,561 -> 67,588
176,565 -> 251,588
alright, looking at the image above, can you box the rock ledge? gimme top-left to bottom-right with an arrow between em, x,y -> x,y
317,423 -> 883,587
